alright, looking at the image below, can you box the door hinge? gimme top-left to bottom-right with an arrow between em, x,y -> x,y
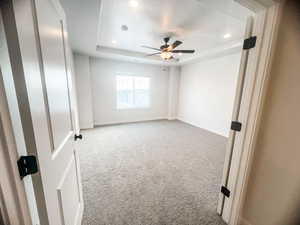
231,121 -> 242,132
221,186 -> 230,198
74,134 -> 83,141
17,156 -> 38,179
243,36 -> 257,50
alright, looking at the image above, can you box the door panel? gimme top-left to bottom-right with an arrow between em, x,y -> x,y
57,154 -> 81,225
35,0 -> 72,150
31,0 -> 83,224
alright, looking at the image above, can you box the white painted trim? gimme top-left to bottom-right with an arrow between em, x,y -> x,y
230,2 -> 282,225
217,16 -> 254,220
0,68 -> 32,225
223,9 -> 267,221
221,1 -> 282,225
94,117 -> 168,127
177,118 -> 228,138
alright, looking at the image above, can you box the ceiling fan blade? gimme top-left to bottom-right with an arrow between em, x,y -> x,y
146,52 -> 161,57
170,40 -> 183,49
141,45 -> 162,51
171,50 -> 195,53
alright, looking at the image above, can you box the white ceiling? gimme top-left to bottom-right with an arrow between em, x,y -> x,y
60,0 -> 252,65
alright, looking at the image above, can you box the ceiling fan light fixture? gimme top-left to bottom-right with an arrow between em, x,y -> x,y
160,51 -> 172,60
142,37 -> 195,60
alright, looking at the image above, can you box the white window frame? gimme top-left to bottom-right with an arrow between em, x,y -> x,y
116,74 -> 151,110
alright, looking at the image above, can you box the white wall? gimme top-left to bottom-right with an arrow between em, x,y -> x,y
168,66 -> 180,120
73,53 -> 241,131
73,53 -> 94,129
178,52 -> 241,137
89,57 -> 170,125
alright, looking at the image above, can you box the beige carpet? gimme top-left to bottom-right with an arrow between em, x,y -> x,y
79,120 -> 227,225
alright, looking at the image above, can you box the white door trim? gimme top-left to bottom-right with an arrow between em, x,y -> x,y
217,15 -> 254,220
219,0 -> 283,224
0,67 -> 32,225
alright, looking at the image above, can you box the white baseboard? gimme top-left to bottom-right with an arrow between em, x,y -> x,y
79,126 -> 94,131
177,117 -> 228,138
94,117 -> 168,127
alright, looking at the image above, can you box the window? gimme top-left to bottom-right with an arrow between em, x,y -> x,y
116,75 -> 150,109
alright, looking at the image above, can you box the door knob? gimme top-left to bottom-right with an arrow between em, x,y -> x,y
74,134 -> 83,141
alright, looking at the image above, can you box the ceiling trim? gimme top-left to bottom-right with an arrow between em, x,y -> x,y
79,40 -> 243,66
178,41 -> 243,65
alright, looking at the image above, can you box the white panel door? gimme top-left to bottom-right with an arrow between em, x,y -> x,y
1,0 -> 83,223
32,0 -> 83,224
1,0 -> 84,224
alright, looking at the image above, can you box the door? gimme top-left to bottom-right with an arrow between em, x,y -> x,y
217,17 -> 254,223
1,0 -> 83,224
32,1 -> 84,225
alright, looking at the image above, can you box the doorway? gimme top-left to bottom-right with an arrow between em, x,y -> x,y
0,0 -> 278,225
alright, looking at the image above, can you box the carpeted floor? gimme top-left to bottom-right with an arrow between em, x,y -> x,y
79,120 -> 227,225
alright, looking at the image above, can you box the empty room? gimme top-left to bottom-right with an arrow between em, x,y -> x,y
1,1 -> 292,225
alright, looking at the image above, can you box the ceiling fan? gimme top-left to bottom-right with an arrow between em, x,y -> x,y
142,37 -> 195,60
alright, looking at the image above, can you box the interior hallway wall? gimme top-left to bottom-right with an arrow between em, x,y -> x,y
89,57 -> 170,126
242,1 -> 300,225
177,52 -> 242,137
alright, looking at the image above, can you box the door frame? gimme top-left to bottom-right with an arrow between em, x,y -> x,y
218,0 -> 283,224
0,66 -> 32,225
